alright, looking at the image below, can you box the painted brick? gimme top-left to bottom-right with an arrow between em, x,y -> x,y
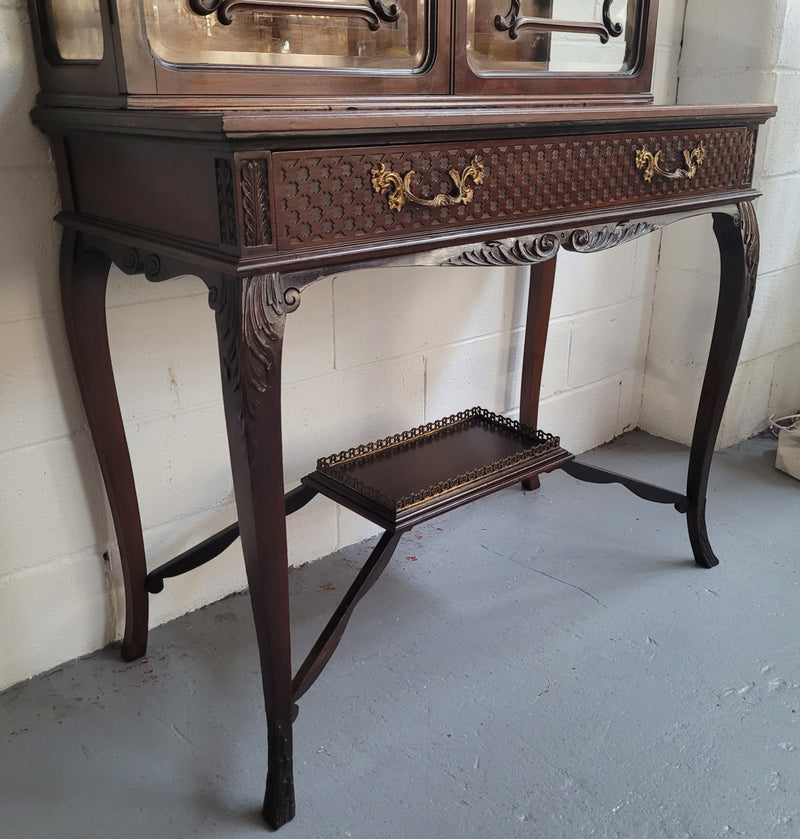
657,215 -> 717,276
333,266 -> 521,369
552,242 -> 639,318
0,168 -> 61,324
566,298 -> 651,389
680,1 -> 786,72
107,295 -> 222,423
0,313 -> 84,452
0,433 -> 108,576
283,278 -> 336,383
647,265 -> 718,367
676,70 -> 778,108
656,1 -> 686,49
0,550 -> 112,692
287,493 -> 339,568
631,234 -> 662,300
337,507 -> 383,551
756,175 -> 800,276
779,4 -> 800,69
769,343 -> 800,418
105,495 -> 339,640
740,266 -> 800,363
538,377 -> 622,454
424,330 -> 523,420
652,45 -> 681,105
642,351 -> 778,451
762,73 -> 800,177
0,6 -> 52,170
718,354 -> 776,446
125,404 -> 232,530
423,321 -> 570,422
281,356 -> 425,485
640,356 -> 705,447
106,269 -> 208,311
618,368 -> 646,435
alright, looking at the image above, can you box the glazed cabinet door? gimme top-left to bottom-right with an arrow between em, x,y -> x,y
116,0 -> 451,97
453,0 -> 657,101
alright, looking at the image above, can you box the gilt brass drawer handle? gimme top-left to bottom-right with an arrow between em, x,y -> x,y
371,157 -> 485,212
635,140 -> 706,183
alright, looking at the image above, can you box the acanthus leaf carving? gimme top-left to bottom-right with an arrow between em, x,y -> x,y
563,221 -> 660,254
440,220 -> 661,269
442,234 -> 560,267
737,201 -> 760,316
240,158 -> 272,247
209,275 -> 301,434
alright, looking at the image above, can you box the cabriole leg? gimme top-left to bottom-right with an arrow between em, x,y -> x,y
519,256 -> 557,491
209,273 -> 296,828
60,230 -> 149,661
686,203 -> 760,567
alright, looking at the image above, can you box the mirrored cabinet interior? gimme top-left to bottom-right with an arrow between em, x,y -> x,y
25,0 -> 774,830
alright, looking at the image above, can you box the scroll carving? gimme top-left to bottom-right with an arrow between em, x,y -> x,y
189,0 -> 400,29
441,220 -> 661,268
114,247 -> 162,280
563,221 -> 660,254
240,158 -> 272,247
442,234 -> 559,267
495,0 -> 622,43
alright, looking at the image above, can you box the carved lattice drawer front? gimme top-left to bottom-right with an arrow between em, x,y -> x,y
273,127 -> 755,250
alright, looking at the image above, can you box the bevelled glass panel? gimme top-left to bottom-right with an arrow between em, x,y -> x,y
47,0 -> 104,61
468,0 -> 639,76
145,1 -> 430,72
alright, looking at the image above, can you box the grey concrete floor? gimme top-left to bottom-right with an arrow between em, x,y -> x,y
2,431 -> 799,839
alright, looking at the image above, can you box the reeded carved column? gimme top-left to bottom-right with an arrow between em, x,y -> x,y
208,272 -> 298,829
686,201 -> 760,568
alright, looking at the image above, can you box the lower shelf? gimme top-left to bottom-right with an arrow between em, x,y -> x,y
302,406 -> 572,531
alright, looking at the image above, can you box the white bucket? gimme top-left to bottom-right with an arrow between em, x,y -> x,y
772,414 -> 800,482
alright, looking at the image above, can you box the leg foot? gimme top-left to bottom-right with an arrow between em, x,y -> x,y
262,722 -> 296,829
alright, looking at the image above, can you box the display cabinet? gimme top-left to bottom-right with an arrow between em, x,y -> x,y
27,0 -> 774,829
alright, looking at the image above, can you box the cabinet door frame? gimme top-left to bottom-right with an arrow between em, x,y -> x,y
452,0 -> 657,103
27,0 -> 123,98
115,0 -> 452,98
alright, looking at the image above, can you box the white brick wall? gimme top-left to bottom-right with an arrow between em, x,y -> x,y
641,0 -> 800,447
1,0 -> 792,691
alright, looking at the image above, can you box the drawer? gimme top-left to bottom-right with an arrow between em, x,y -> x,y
272,126 -> 756,251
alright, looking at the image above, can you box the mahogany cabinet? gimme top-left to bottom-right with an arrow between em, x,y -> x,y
26,0 -> 774,829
